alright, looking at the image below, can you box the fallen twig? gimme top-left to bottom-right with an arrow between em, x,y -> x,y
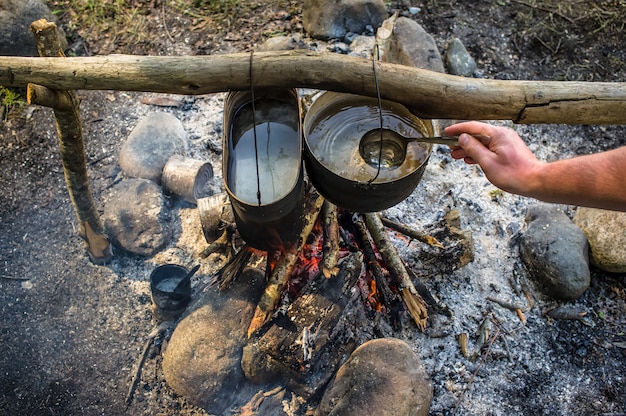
0,275 -> 30,281
487,295 -> 530,323
453,326 -> 501,415
125,321 -> 172,408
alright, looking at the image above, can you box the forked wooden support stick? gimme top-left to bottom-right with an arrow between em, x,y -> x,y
28,19 -> 112,264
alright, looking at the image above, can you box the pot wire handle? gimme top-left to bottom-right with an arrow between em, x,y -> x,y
368,42 -> 384,185
249,51 -> 262,206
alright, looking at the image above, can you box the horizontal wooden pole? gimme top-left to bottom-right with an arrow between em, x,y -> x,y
1,50 -> 625,124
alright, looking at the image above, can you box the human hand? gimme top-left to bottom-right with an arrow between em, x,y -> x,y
444,121 -> 543,196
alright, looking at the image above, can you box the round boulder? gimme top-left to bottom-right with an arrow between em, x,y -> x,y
384,17 -> 445,73
162,268 -> 265,414
302,0 -> 387,40
520,204 -> 590,300
103,179 -> 171,256
574,207 -> 626,273
0,0 -> 67,56
315,338 -> 432,416
119,112 -> 187,183
445,37 -> 477,76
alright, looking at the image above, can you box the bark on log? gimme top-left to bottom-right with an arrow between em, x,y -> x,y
27,19 -> 112,264
2,51 -> 626,124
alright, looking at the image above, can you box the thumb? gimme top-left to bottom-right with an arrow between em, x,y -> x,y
458,133 -> 492,165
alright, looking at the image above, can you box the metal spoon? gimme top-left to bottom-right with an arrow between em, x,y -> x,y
359,128 -> 490,168
361,128 -> 492,147
173,263 -> 200,295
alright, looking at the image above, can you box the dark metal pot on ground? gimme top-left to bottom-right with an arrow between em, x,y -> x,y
303,92 -> 434,213
223,88 -> 305,251
150,264 -> 193,321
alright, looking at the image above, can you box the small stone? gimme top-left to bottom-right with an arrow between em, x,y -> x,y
256,36 -> 298,51
162,268 -> 265,414
328,41 -> 350,54
574,207 -> 626,273
520,204 -> 590,300
348,35 -> 375,58
445,38 -> 477,76
103,179 -> 171,256
119,112 -> 187,183
315,338 -> 432,416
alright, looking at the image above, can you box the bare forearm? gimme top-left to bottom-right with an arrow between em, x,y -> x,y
524,147 -> 626,211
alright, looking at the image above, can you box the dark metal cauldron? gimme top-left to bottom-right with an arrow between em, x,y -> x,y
223,89 -> 305,251
303,92 -> 435,212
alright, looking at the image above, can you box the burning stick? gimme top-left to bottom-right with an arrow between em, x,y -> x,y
321,200 -> 340,278
380,216 -> 444,248
352,214 -> 395,312
364,213 -> 428,331
247,194 -> 325,338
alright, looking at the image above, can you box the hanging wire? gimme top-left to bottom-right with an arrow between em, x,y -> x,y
368,43 -> 385,185
249,51 -> 262,206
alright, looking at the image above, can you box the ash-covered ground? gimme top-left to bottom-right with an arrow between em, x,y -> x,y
1,1 -> 625,415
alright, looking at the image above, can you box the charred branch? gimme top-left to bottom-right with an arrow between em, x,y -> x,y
321,200 -> 340,278
351,213 -> 397,316
247,194 -> 325,338
364,213 -> 428,331
241,252 -> 367,397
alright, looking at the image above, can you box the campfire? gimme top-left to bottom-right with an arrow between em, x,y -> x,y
192,182 -> 463,401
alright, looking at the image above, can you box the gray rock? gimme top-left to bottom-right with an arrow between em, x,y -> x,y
315,338 -> 432,416
328,41 -> 350,54
119,112 -> 187,183
103,179 -> 171,256
303,0 -> 387,40
348,35 -> 375,58
0,0 -> 67,56
162,268 -> 265,414
520,204 -> 590,300
445,38 -> 477,76
257,35 -> 299,51
574,207 -> 626,273
383,17 -> 445,73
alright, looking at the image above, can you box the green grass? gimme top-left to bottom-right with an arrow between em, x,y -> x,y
0,87 -> 25,121
47,0 -> 148,46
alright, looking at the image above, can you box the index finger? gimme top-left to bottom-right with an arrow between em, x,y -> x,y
444,121 -> 497,139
